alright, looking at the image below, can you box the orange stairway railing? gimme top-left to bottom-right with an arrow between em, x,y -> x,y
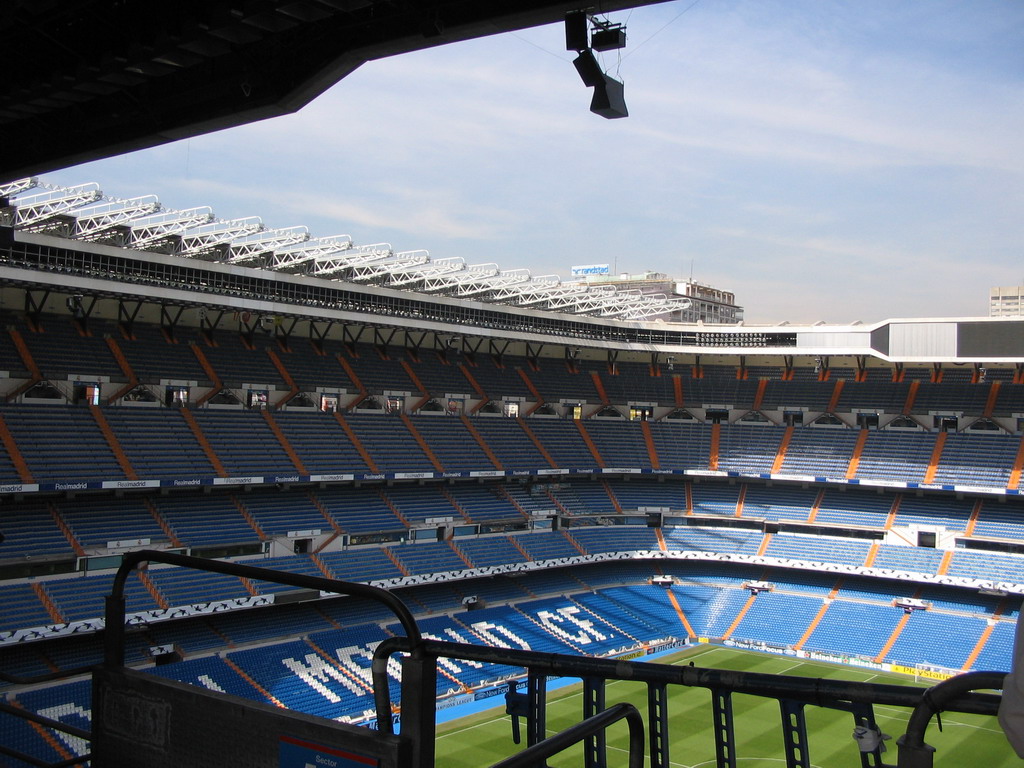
770,425 -> 794,474
332,412 -> 379,473
845,428 -> 868,479
574,419 -> 605,468
923,431 -> 947,484
640,420 -> 660,470
399,412 -> 444,472
0,413 -> 34,483
180,409 -> 228,477
709,423 -> 720,470
90,404 -> 137,480
261,410 -> 308,475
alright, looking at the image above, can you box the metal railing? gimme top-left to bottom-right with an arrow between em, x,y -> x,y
372,637 -> 1004,768
0,552 -> 1008,768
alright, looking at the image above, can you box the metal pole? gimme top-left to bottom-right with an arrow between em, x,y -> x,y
489,702 -> 645,768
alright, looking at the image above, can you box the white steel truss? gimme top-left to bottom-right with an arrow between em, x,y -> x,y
221,226 -> 310,264
346,251 -> 433,283
69,195 -> 162,241
614,297 -> 691,320
306,244 -> 396,277
451,268 -> 533,297
264,235 -> 353,271
541,286 -> 627,314
419,262 -> 500,293
11,182 -> 103,230
378,256 -> 464,288
177,217 -> 264,258
0,178 -> 39,198
128,207 -> 216,251
493,280 -> 592,308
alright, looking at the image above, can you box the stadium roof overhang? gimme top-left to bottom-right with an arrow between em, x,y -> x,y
0,179 -> 694,322
0,0 -> 673,180
4,225 -> 1024,365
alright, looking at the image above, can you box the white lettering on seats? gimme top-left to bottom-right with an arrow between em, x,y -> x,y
282,653 -> 365,702
536,606 -> 607,645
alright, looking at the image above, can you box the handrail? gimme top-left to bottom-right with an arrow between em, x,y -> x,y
0,700 -> 91,767
0,664 -> 96,685
104,549 -> 422,668
0,746 -> 89,768
897,671 -> 1007,768
489,702 -> 644,768
373,637 -> 1000,718
0,700 -> 92,741
373,636 -> 1002,768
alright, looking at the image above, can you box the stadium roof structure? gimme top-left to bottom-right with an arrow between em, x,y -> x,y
4,179 -> 1024,365
0,0 -> 672,180
0,178 -> 692,321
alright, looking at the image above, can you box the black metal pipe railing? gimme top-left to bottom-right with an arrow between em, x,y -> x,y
2,553 -> 1008,768
0,664 -> 97,686
0,743 -> 90,768
489,701 -> 644,768
0,550 -> 426,768
372,637 -> 1000,717
373,636 -> 1003,768
897,670 -> 1007,768
103,549 -> 422,667
0,700 -> 92,767
0,700 -> 92,742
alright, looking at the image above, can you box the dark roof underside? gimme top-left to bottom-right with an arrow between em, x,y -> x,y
0,0 -> 669,180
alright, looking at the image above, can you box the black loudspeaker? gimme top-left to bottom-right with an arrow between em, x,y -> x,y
591,75 -> 628,119
565,11 -> 588,51
591,27 -> 626,51
573,50 -> 604,87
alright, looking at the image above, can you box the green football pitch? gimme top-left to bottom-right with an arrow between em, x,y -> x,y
435,645 -> 1014,767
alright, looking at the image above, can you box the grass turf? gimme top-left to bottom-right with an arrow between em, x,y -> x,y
436,645 -> 1013,767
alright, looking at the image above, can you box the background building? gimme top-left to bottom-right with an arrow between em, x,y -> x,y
991,285 -> 1024,317
573,269 -> 743,324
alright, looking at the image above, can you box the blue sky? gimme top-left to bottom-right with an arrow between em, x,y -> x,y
44,0 -> 1024,324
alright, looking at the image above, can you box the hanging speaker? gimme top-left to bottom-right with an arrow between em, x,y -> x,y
573,49 -> 604,87
565,11 -> 589,51
591,26 -> 626,51
591,75 -> 628,119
